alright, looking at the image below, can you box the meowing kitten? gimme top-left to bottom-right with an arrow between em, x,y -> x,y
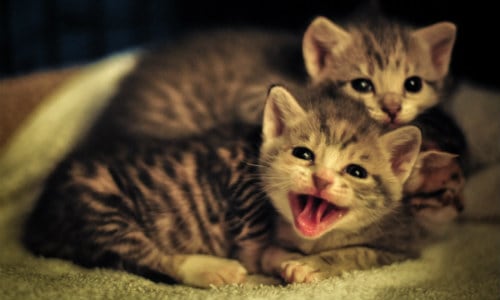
23,85 -> 423,287
258,85 -> 423,283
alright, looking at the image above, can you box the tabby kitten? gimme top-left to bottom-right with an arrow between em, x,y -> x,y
303,16 -> 456,125
23,85 -> 422,287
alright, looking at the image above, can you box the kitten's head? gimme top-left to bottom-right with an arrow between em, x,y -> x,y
259,86 -> 421,239
302,16 -> 456,125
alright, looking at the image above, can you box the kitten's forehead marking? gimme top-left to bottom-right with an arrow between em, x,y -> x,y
319,116 -> 361,149
353,23 -> 412,81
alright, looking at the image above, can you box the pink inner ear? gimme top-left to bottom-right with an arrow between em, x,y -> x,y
432,38 -> 453,73
312,40 -> 328,71
271,102 -> 285,137
391,142 -> 417,179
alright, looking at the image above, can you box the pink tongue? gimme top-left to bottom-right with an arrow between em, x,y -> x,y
297,196 -> 331,228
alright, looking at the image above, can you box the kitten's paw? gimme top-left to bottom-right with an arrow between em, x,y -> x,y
280,260 -> 320,284
178,256 -> 247,288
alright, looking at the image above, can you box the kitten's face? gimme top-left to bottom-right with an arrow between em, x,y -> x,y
260,86 -> 421,239
303,17 -> 456,125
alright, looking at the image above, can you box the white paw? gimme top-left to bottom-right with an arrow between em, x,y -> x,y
178,256 -> 248,288
280,260 -> 320,284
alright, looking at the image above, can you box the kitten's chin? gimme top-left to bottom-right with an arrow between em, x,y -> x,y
288,193 -> 348,239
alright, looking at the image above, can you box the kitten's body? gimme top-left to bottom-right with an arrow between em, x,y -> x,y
24,124 -> 269,287
23,86 -> 424,287
84,29 -> 304,145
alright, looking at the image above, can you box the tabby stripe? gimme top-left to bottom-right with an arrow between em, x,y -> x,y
340,135 -> 358,150
162,159 -> 177,178
180,179 -> 216,254
372,174 -> 393,206
197,171 -> 222,224
231,179 -> 259,204
168,230 -> 182,251
245,205 -> 271,227
77,187 -> 136,219
196,148 -> 224,212
111,167 -> 151,231
237,224 -> 269,242
362,33 -> 384,71
194,155 -> 226,255
235,194 -> 265,221
108,165 -> 129,194
137,166 -> 154,189
156,174 -> 194,241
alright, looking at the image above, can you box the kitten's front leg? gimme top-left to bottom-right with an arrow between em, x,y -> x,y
279,247 -> 407,284
260,245 -> 304,276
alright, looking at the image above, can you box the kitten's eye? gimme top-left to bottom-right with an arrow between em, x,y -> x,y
345,164 -> 368,179
351,78 -> 374,93
292,147 -> 315,161
404,76 -> 423,93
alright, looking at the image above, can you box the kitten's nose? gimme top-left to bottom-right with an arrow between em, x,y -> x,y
381,94 -> 401,120
312,171 -> 333,191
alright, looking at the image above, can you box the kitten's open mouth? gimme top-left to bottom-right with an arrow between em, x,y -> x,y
289,193 -> 348,238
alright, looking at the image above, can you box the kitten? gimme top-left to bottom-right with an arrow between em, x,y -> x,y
23,85 -> 423,287
303,16 -> 456,125
256,86 -> 424,284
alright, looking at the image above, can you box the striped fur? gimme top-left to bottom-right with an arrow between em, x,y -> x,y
23,126 -> 274,287
23,86 -> 425,287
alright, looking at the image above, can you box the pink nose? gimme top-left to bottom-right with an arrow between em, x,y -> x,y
382,104 -> 401,118
381,94 -> 401,121
312,172 -> 333,190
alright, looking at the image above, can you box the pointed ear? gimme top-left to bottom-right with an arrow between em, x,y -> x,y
303,16 -> 351,80
380,126 -> 422,183
414,150 -> 458,170
412,22 -> 456,78
262,85 -> 306,142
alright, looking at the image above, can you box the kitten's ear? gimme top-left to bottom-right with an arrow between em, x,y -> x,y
303,16 -> 351,80
262,85 -> 307,141
412,22 -> 456,78
414,150 -> 458,170
380,126 -> 422,183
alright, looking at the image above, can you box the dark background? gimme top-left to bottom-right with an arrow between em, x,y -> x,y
1,0 -> 498,88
